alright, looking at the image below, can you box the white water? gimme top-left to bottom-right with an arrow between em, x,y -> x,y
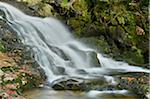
87,90 -> 129,98
0,2 -> 149,85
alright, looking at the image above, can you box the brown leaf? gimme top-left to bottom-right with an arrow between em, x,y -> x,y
5,84 -> 17,89
121,77 -> 136,82
0,52 -> 17,67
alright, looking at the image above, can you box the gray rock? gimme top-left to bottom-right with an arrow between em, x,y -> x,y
51,77 -> 87,91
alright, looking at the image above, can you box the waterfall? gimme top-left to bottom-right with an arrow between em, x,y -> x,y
0,2 -> 149,83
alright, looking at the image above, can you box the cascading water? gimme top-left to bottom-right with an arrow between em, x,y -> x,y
0,2 -> 97,82
0,2 -> 149,97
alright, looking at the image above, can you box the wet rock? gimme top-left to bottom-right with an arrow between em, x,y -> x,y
76,69 -> 87,75
88,51 -> 100,67
49,45 -> 69,61
51,77 -> 87,91
53,66 -> 66,75
52,83 -> 65,90
51,76 -> 116,91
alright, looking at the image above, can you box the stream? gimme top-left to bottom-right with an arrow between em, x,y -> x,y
24,88 -> 137,99
0,2 -> 149,99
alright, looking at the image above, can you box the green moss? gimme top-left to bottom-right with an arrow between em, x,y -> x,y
122,52 -> 144,65
0,41 -> 5,52
38,3 -> 53,17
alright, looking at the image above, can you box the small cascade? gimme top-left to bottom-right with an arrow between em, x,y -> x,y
0,2 -> 149,85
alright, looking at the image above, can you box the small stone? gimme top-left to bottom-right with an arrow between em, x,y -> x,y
136,26 -> 145,35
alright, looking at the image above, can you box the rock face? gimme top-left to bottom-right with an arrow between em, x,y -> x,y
0,13 -> 46,98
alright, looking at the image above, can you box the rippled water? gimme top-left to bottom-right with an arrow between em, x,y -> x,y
24,88 -> 137,99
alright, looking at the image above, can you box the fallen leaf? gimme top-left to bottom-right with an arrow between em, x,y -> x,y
0,52 -> 17,67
